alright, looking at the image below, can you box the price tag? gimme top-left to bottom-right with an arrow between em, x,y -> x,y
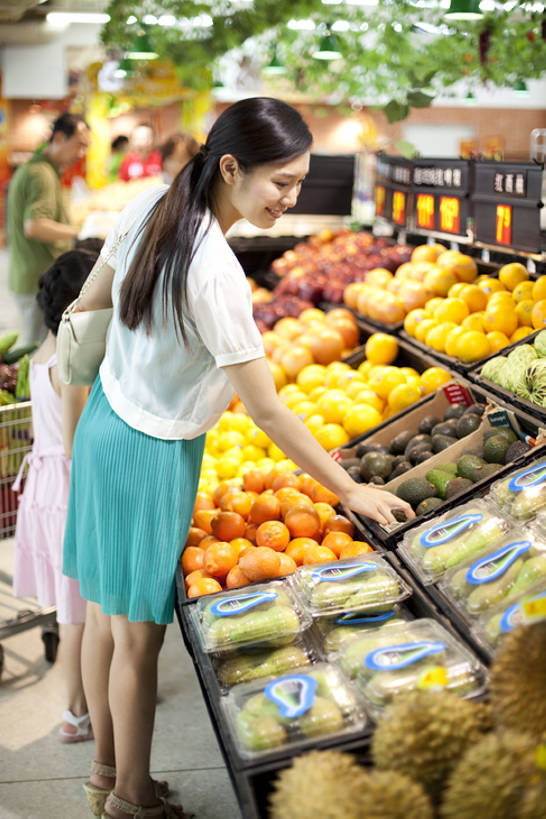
443,383 -> 473,406
416,193 -> 435,229
439,196 -> 461,234
495,204 -> 512,245
375,184 -> 386,217
392,190 -> 406,225
522,596 -> 546,624
417,665 -> 448,690
330,449 -> 343,463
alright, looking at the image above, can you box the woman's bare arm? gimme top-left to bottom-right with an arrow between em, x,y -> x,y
60,382 -> 89,457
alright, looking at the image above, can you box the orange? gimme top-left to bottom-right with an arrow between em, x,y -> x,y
280,492 -> 313,518
515,300 -> 535,327
193,491 -> 215,514
211,511 -> 246,542
404,308 -> 429,337
230,538 -> 255,559
309,484 -> 341,506
303,545 -> 338,565
193,509 -> 217,535
238,546 -> 281,581
342,404 -> 382,438
277,553 -> 298,576
387,382 -> 422,412
204,541 -> 238,578
255,520 -> 290,551
498,262 -> 529,291
436,251 -> 477,283
187,577 -> 223,598
212,482 -> 235,507
425,322 -> 457,353
185,569 -> 209,587
532,276 -> 546,302
284,504 -> 322,539
482,306 -> 518,337
445,326 -> 466,357
271,473 -> 300,492
285,538 -> 319,565
182,546 -> 206,575
225,565 -> 251,589
532,300 -> 546,330
321,531 -> 353,557
486,331 -> 510,353
487,292 -> 516,309
219,490 -> 253,519
364,333 -> 398,365
340,542 -> 374,559
313,502 -> 336,529
459,284 -> 487,313
455,331 -> 491,363
323,515 -> 354,536
424,267 -> 458,297
368,366 -> 406,399
420,367 -> 452,394
243,470 -> 267,494
249,494 -> 281,524
411,243 -> 446,263
186,527 -> 207,548
461,314 -> 485,333
511,326 -> 534,342
512,280 -> 535,303
244,522 -> 258,543
415,318 -> 439,343
434,298 -> 469,325
199,534 -> 220,550
478,278 -> 506,296
315,423 -> 349,450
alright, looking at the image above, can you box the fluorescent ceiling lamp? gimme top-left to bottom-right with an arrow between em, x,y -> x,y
143,15 -> 158,25
514,80 -> 530,95
127,33 -> 158,60
332,20 -> 350,31
287,18 -> 316,30
46,12 -> 110,25
313,29 -> 342,60
263,50 -> 287,75
159,15 -> 177,26
127,16 -> 137,24
445,0 -> 483,20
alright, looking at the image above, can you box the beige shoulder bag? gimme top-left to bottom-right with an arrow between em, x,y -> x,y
57,230 -> 129,386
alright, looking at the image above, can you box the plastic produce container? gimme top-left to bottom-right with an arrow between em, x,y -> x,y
397,499 -> 511,584
438,530 -> 546,623
314,603 -> 413,656
488,458 -> 546,521
291,555 -> 412,618
223,662 -> 368,760
473,576 -> 546,651
353,618 -> 487,717
213,636 -> 320,690
190,580 -> 311,654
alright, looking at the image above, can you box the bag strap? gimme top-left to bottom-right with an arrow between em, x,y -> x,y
76,228 -> 130,305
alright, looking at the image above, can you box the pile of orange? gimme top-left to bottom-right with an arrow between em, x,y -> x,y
182,469 -> 374,598
403,264 -> 546,363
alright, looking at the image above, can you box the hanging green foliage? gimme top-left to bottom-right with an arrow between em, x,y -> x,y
102,1 -> 546,120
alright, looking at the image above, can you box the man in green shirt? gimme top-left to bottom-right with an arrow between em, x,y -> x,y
7,112 -> 91,345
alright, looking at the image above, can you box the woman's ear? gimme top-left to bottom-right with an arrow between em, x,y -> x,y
218,154 -> 241,186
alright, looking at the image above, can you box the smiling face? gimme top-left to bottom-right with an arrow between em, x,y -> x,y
218,151 -> 311,231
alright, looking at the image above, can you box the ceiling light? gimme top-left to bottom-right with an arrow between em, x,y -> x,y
127,16 -> 137,24
262,50 -> 287,75
465,90 -> 477,104
143,15 -> 158,25
313,28 -> 342,60
114,57 -> 133,79
514,80 -> 530,95
287,19 -> 316,30
46,12 -> 110,26
127,32 -> 158,60
445,0 -> 483,20
332,20 -> 350,32
159,15 -> 176,26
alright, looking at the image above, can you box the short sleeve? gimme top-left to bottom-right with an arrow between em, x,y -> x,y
190,268 -> 265,368
24,165 -> 58,221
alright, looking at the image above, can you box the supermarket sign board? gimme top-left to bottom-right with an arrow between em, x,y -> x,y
472,160 -> 545,254
374,152 -> 413,228
411,158 -> 472,239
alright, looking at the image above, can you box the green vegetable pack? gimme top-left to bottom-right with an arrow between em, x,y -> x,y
215,642 -> 316,688
439,531 -> 546,620
193,581 -> 310,653
353,618 -> 487,716
316,604 -> 412,655
477,576 -> 546,649
398,499 -> 510,583
225,663 -> 367,758
489,459 -> 546,521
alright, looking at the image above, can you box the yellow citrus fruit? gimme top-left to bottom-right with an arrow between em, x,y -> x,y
498,262 -> 529,291
420,367 -> 452,394
333,370 -> 366,391
515,300 -> 535,327
455,331 -> 491,362
425,321 -> 458,353
532,276 -> 546,302
511,326 -> 534,342
445,326 -> 466,357
415,318 -> 439,343
346,387 -> 384,414
400,366 -> 419,379
304,414 -> 325,435
425,297 -> 445,314
345,380 -> 370,400
365,333 -> 398,365
404,308 -> 429,337
487,292 -> 516,308
296,364 -> 328,394
405,374 -> 423,393
292,400 -> 318,421
316,391 -> 353,424
462,314 -> 485,332
315,423 -> 350,450
309,386 -> 327,403
478,278 -> 506,296
482,306 -> 518,336
268,442 -> 285,461
434,298 -> 469,325
241,444 -> 266,462
512,281 -> 535,303
448,282 -> 467,299
368,366 -> 407,400
268,361 -> 287,391
459,284 -> 487,313
531,300 -> 546,330
357,360 -> 373,379
437,251 -> 478,283
342,404 -> 383,438
283,391 -> 309,410
411,243 -> 446,263
387,383 -> 422,413
217,430 -> 245,451
278,384 -> 303,401
424,266 -> 459,296
486,331 -> 510,353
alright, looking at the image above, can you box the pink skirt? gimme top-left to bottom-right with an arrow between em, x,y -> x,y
12,451 -> 86,625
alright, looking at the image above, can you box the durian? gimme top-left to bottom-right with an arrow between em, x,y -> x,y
441,731 -> 546,819
489,621 -> 546,743
371,690 -> 492,800
356,770 -> 433,819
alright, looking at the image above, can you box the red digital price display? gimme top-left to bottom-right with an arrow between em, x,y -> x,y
416,193 -> 435,229
496,204 -> 512,245
392,190 -> 406,225
439,196 -> 461,234
375,184 -> 386,216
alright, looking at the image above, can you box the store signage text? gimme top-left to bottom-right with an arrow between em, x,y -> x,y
375,184 -> 386,217
494,172 -> 526,197
414,167 -> 463,188
496,204 -> 512,245
392,190 -> 406,225
376,159 -> 411,186
439,196 -> 461,234
416,193 -> 435,229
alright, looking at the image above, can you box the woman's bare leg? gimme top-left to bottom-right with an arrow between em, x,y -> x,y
58,622 -> 86,734
82,602 -> 115,788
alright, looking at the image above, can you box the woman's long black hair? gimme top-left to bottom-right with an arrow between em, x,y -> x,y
119,97 -> 312,342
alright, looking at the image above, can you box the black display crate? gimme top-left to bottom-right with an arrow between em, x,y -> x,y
374,152 -> 413,230
410,157 -> 473,243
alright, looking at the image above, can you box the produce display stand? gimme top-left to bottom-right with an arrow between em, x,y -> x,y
342,316 -> 442,372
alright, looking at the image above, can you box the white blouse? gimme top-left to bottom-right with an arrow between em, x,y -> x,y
98,185 -> 265,440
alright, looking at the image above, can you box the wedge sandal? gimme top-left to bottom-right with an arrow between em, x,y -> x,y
58,709 -> 93,744
102,793 -> 189,818
84,762 -> 170,817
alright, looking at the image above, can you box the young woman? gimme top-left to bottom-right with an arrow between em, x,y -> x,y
63,97 -> 413,819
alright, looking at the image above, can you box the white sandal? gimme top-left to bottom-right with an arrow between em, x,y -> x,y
58,709 -> 93,743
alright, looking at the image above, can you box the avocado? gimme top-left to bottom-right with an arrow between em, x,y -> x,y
392,454 -> 409,468
426,468 -> 455,499
359,452 -> 394,481
483,426 -> 517,444
396,478 -> 438,509
341,458 -> 360,471
464,403 -> 484,416
408,443 -> 434,465
505,440 -> 532,462
389,430 -> 415,455
445,477 -> 474,499
404,435 -> 432,460
457,454 -> 486,480
483,434 -> 512,464
347,465 -> 363,482
391,460 -> 413,479
436,462 -> 458,476
444,403 -> 467,420
455,413 -> 481,438
370,475 -> 385,485
416,497 -> 444,516
413,449 -> 434,465
355,441 -> 389,458
393,508 -> 409,523
418,415 -> 442,435
469,462 -> 499,483
431,420 -> 459,438
431,434 -> 457,453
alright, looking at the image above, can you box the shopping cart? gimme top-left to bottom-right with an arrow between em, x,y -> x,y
0,400 -> 58,679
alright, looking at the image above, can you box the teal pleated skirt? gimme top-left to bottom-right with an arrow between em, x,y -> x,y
63,376 -> 205,624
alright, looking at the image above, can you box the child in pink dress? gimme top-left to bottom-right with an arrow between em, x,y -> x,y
13,248 -> 99,742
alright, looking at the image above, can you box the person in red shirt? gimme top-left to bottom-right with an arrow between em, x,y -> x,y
117,124 -> 162,182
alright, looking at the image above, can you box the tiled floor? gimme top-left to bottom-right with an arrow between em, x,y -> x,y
0,249 -> 242,818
